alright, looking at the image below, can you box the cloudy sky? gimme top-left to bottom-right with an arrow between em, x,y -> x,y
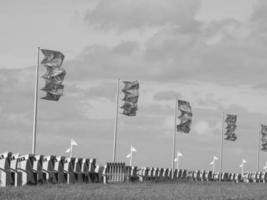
1,0 -> 267,172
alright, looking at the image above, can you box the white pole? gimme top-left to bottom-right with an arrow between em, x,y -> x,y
130,149 -> 133,167
70,144 -> 73,158
176,153 -> 179,170
172,99 -> 177,179
257,123 -> 261,172
32,47 -> 40,154
219,112 -> 224,182
112,78 -> 120,162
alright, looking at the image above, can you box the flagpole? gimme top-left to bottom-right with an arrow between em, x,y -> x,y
70,144 -> 73,158
176,152 -> 179,170
257,123 -> 261,172
32,47 -> 40,154
219,112 -> 224,181
112,78 -> 120,162
130,148 -> 133,167
172,99 -> 177,179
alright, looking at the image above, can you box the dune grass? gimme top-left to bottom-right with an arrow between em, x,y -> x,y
0,182 -> 266,200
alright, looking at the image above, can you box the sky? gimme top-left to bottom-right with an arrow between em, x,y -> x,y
0,0 -> 267,173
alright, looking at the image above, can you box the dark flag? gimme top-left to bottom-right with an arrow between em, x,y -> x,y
122,80 -> 139,91
40,49 -> 66,101
177,100 -> 192,133
261,125 -> 267,151
121,80 -> 139,116
41,49 -> 65,68
41,93 -> 61,101
224,114 -> 237,141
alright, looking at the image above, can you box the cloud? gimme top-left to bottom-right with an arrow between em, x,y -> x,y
85,0 -> 201,30
66,16 -> 267,88
192,120 -> 221,136
62,0 -> 264,88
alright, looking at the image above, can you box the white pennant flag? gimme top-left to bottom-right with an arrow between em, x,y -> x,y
242,159 -> 247,164
174,158 -> 178,162
210,161 -> 214,165
71,138 -> 78,146
65,148 -> 71,153
177,152 -> 183,157
126,153 -> 131,158
131,145 -> 137,152
213,156 -> 218,161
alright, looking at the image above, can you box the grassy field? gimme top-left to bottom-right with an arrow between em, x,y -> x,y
0,182 -> 267,200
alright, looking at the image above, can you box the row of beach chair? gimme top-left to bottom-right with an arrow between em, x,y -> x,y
136,167 -> 267,183
2,153 -> 267,187
0,152 -> 101,187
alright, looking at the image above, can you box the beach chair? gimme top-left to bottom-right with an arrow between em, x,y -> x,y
42,155 -> 57,184
16,154 -> 35,185
63,157 -> 75,184
137,167 -> 145,182
0,152 -> 12,187
74,158 -> 83,183
89,158 -> 97,182
32,155 -> 45,184
186,170 -> 193,181
9,153 -> 22,186
261,172 -> 267,183
81,158 -> 90,183
54,156 -> 65,184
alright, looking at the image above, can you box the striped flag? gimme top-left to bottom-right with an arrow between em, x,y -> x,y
261,124 -> 267,151
224,114 -> 237,141
40,49 -> 66,101
121,80 -> 139,116
176,100 -> 192,133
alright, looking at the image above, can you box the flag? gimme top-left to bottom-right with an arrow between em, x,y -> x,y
41,93 -> 61,101
122,109 -> 137,116
224,114 -> 237,141
242,159 -> 247,164
174,158 -> 178,162
177,152 -> 183,157
71,138 -> 78,146
121,80 -> 139,116
41,49 -> 65,68
261,125 -> 267,151
40,49 -> 66,101
126,154 -> 131,158
131,145 -> 137,152
177,100 -> 192,133
210,161 -> 214,165
122,95 -> 139,103
213,156 -> 218,161
65,148 -> 71,153
42,68 -> 66,81
41,82 -> 64,95
122,81 -> 139,91
121,102 -> 138,110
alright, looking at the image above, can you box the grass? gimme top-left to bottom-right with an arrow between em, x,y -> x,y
1,182 -> 267,200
